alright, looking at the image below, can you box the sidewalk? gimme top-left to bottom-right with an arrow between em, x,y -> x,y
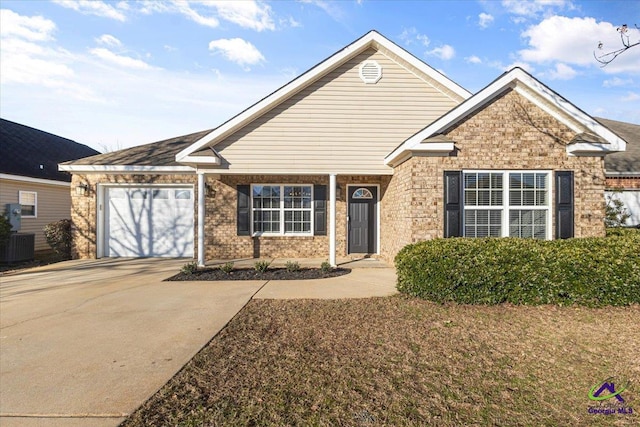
255,267 -> 398,299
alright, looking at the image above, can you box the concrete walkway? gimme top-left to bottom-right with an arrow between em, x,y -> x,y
0,258 -> 397,426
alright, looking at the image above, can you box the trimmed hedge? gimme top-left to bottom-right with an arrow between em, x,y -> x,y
395,232 -> 640,307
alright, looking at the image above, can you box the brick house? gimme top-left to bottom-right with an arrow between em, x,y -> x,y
60,31 -> 628,265
597,118 -> 639,226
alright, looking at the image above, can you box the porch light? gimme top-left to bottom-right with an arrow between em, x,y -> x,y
336,184 -> 342,199
205,183 -> 216,198
75,183 -> 89,196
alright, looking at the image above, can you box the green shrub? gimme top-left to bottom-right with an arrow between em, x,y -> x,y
285,260 -> 300,272
606,227 -> 639,237
0,214 -> 11,245
395,235 -> 640,307
181,261 -> 198,275
254,260 -> 271,273
320,261 -> 333,274
43,219 -> 72,259
219,262 -> 234,274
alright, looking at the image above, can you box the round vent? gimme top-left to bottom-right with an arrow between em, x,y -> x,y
359,60 -> 382,84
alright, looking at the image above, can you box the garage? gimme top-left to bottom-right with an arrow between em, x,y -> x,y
104,186 -> 194,257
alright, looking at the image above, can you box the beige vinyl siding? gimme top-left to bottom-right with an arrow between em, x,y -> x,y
0,178 -> 71,251
214,48 -> 461,175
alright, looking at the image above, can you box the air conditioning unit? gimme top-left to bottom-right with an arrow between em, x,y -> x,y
0,233 -> 35,263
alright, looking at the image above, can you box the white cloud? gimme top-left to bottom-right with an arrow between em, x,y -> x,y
96,34 -> 121,47
52,0 -> 126,22
478,13 -> 494,29
0,9 -> 98,101
621,92 -> 640,102
209,0 -> 275,31
603,77 -> 633,88
501,0 -> 573,17
208,38 -> 265,69
90,48 -> 154,70
519,16 -> 640,74
427,44 -> 455,60
400,27 -> 430,47
466,55 -> 482,64
173,1 -> 219,27
0,8 -> 56,41
545,62 -> 577,80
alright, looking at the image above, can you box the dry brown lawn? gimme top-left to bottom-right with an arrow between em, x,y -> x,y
123,296 -> 639,426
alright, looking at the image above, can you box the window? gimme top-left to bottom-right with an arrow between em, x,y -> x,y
19,191 -> 37,217
252,185 -> 312,235
352,188 -> 374,199
463,171 -> 550,239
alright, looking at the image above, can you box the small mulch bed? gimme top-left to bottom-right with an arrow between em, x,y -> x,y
167,267 -> 351,281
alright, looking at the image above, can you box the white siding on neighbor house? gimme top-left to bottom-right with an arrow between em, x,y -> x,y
0,178 -> 71,251
606,190 -> 640,226
213,48 -> 461,175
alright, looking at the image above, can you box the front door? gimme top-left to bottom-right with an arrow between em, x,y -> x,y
348,186 -> 377,254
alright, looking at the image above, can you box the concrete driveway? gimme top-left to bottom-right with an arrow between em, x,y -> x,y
0,258 -> 265,427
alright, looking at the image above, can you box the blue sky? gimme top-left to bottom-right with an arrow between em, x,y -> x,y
1,0 -> 638,152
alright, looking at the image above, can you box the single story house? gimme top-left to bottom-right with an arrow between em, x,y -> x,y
1,118 -> 99,251
598,118 -> 639,226
60,31 -> 628,266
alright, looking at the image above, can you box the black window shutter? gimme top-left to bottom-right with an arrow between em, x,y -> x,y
555,171 -> 574,239
314,185 -> 327,236
237,185 -> 250,236
444,171 -> 463,237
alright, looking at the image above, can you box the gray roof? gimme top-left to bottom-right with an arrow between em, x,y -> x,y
65,129 -> 212,166
0,118 -> 99,182
597,117 -> 640,174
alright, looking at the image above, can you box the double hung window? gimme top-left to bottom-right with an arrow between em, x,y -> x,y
252,185 -> 312,235
463,171 -> 550,239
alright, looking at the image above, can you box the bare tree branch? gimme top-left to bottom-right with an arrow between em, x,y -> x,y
594,24 -> 640,67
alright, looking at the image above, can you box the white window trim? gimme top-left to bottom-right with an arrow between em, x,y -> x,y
250,184 -> 314,237
19,191 -> 38,218
462,170 -> 552,240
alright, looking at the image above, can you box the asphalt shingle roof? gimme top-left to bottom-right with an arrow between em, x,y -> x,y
596,117 -> 640,174
0,118 -> 100,182
65,129 -> 212,167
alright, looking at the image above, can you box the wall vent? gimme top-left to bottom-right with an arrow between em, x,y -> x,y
359,60 -> 382,84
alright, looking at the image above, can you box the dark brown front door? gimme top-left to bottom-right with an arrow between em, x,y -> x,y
348,186 -> 377,254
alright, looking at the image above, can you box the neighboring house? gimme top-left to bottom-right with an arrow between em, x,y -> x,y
1,119 -> 99,251
60,31 -> 627,265
597,118 -> 640,226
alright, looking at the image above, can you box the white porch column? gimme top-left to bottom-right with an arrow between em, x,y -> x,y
329,173 -> 337,267
197,172 -> 206,267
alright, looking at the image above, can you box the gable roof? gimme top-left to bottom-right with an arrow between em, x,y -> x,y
384,68 -> 627,166
0,118 -> 99,182
597,117 -> 640,174
60,129 -> 211,173
175,30 -> 472,164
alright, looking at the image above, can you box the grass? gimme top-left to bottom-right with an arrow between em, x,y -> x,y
123,296 -> 639,426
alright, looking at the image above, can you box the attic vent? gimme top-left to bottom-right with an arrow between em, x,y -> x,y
359,60 -> 382,84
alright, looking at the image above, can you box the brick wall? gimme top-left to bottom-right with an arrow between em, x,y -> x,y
606,176 -> 640,189
379,89 -> 607,262
209,175 -> 389,259
71,173 -> 390,261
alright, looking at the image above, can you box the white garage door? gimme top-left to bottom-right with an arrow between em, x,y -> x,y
105,187 -> 194,257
